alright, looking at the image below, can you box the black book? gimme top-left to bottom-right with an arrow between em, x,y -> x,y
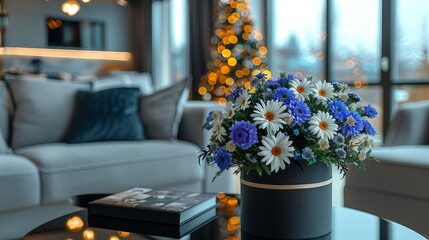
88,207 -> 217,238
88,187 -> 217,225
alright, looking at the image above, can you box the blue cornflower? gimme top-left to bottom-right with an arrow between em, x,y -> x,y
230,121 -> 258,150
333,134 -> 345,145
302,147 -> 315,160
273,87 -> 295,105
294,152 -> 302,160
288,99 -> 311,126
342,111 -> 364,137
363,105 -> 378,118
264,79 -> 281,90
331,82 -> 342,91
347,92 -> 361,104
335,148 -> 347,159
203,110 -> 215,130
328,99 -> 348,121
227,88 -> 243,102
250,78 -> 263,88
214,147 -> 233,170
255,72 -> 267,80
277,73 -> 297,87
293,129 -> 300,136
362,120 -> 377,136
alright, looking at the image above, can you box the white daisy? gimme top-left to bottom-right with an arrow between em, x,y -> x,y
212,120 -> 226,142
258,132 -> 295,173
212,110 -> 223,122
308,111 -> 338,140
251,99 -> 288,134
289,77 -> 316,101
223,102 -> 235,118
314,80 -> 335,105
234,89 -> 251,110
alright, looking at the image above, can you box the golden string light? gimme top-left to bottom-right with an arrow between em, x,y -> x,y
200,0 -> 270,103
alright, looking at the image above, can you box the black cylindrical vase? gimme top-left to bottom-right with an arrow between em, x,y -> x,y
240,161 -> 332,239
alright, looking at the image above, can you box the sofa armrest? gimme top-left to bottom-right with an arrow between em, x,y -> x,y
384,100 -> 429,146
178,101 -> 222,147
178,100 -> 238,194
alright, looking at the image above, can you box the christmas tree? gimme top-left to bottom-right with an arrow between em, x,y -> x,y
198,0 -> 270,104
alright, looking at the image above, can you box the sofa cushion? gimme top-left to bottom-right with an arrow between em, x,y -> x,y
8,77 -> 90,149
346,145 -> 429,200
0,154 -> 40,212
67,87 -> 145,143
16,140 -> 204,204
140,77 -> 190,140
383,100 -> 429,146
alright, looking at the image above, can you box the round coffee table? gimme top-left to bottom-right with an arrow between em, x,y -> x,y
23,194 -> 426,240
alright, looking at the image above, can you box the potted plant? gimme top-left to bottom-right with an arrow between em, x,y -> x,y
199,72 -> 378,239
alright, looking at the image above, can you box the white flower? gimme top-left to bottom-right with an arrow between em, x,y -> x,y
339,93 -> 349,102
282,112 -> 294,125
251,99 -> 288,134
314,80 -> 335,105
318,139 -> 330,150
224,102 -> 235,118
308,111 -> 338,140
358,150 -> 368,161
212,110 -> 223,122
289,77 -> 315,101
363,136 -> 375,150
225,141 -> 236,152
258,132 -> 295,173
234,89 -> 251,110
212,120 -> 226,142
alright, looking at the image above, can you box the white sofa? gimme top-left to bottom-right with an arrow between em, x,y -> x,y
344,100 -> 429,237
0,75 -> 234,240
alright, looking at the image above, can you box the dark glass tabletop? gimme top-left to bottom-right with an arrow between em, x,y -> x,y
23,194 -> 426,240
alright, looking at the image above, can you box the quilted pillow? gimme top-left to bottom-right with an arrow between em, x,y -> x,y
67,87 -> 145,143
140,77 -> 190,140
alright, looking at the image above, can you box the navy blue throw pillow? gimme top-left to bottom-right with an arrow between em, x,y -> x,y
67,87 -> 145,143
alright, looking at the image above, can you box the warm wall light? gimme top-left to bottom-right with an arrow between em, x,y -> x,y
0,47 -> 132,61
116,0 -> 129,6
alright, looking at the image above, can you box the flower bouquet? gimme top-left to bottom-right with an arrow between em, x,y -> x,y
199,72 -> 378,179
198,71 -> 378,239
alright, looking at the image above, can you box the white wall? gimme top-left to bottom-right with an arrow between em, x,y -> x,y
4,0 -> 131,51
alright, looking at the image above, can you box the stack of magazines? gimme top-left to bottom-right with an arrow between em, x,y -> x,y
87,187 -> 218,238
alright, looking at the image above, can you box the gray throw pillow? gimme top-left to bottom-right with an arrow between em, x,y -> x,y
140,77 -> 190,140
8,77 -> 90,149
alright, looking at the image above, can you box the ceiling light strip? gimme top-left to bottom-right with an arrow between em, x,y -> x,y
0,47 -> 132,61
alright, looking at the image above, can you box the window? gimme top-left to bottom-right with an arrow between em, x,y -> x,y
331,0 -> 381,84
152,0 -> 189,88
267,0 -> 325,79
393,0 -> 429,82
